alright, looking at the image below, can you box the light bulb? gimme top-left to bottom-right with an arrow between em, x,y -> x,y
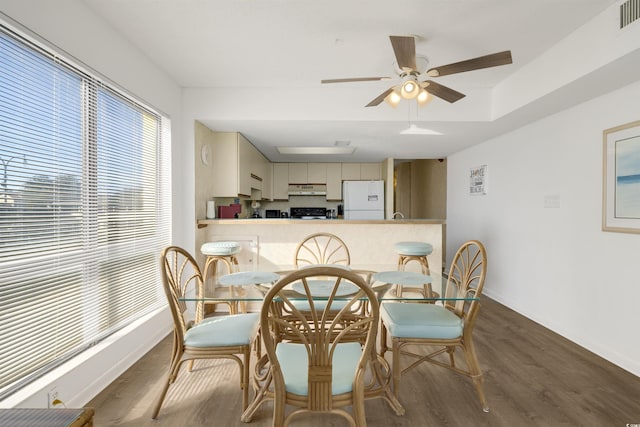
385,90 -> 401,108
400,80 -> 419,99
417,89 -> 432,106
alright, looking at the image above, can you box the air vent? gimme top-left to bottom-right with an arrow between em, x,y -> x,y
620,0 -> 640,29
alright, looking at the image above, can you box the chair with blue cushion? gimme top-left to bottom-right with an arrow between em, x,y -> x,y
380,240 -> 489,412
258,266 -> 379,426
152,246 -> 260,420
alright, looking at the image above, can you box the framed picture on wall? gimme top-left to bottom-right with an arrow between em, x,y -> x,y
602,119 -> 640,233
470,165 -> 488,196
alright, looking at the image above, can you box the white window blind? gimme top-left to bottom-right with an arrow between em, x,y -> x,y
0,21 -> 172,398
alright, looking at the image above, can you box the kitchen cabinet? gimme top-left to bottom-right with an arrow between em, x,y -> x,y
341,163 -> 361,180
262,163 -> 273,200
341,163 -> 382,180
288,163 -> 308,184
326,163 -> 342,200
272,163 -> 289,200
210,132 -> 267,198
307,163 -> 327,183
237,134 -> 253,196
360,163 -> 382,180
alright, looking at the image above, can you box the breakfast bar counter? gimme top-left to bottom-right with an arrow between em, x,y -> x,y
196,219 -> 445,274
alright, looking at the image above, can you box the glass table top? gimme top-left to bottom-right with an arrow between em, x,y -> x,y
180,264 -> 477,302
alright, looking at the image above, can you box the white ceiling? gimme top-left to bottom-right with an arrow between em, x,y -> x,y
82,0 -> 625,162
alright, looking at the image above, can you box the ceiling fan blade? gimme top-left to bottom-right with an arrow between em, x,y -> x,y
422,80 -> 466,103
365,88 -> 395,107
390,36 -> 416,71
427,50 -> 512,77
321,77 -> 390,84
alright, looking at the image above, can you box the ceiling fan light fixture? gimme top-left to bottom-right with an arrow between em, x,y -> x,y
384,89 -> 402,107
400,79 -> 419,99
417,89 -> 432,106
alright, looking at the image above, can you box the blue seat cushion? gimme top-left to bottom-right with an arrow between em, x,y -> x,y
275,342 -> 362,395
381,302 -> 462,339
184,313 -> 259,347
201,241 -> 241,256
394,241 -> 433,256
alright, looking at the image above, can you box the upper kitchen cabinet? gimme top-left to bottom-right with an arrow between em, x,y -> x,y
361,163 -> 382,180
288,163 -> 308,184
272,163 -> 289,200
326,163 -> 342,200
341,163 -> 382,180
210,132 -> 268,198
307,163 -> 327,183
287,163 -> 328,184
262,162 -> 273,200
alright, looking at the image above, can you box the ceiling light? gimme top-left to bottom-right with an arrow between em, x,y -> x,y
417,89 -> 432,106
384,89 -> 401,108
400,79 -> 420,99
400,124 -> 442,135
277,146 -> 356,155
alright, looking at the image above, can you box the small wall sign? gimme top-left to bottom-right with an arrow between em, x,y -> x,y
470,165 -> 488,196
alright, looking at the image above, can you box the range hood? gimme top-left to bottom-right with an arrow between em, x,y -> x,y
288,184 -> 327,196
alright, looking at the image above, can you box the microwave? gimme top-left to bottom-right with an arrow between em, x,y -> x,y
265,209 -> 281,218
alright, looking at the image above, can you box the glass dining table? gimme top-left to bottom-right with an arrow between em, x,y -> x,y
180,263 -> 477,419
184,264 -> 474,304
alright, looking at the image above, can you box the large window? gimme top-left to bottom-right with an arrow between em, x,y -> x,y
0,21 -> 171,398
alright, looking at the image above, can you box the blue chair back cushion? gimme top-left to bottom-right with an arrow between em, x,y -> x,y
275,342 -> 362,395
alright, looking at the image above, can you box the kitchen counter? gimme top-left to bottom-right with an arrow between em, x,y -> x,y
196,218 -> 445,273
197,218 -> 445,226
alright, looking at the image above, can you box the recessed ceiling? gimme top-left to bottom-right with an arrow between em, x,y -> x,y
82,0 -> 626,162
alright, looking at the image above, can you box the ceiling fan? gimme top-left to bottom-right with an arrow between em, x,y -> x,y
321,36 -> 512,107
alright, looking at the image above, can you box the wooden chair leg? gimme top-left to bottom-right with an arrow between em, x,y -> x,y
392,339 -> 402,398
352,383 -> 367,427
241,348 -> 250,410
463,340 -> 489,412
152,354 -> 184,419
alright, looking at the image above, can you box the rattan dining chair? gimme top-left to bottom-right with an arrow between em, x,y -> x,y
294,233 -> 351,267
259,266 -> 380,426
151,246 -> 260,419
379,240 -> 489,412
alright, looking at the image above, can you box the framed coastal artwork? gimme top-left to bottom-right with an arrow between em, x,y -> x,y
603,120 -> 640,233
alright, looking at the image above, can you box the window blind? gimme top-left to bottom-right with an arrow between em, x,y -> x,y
0,20 -> 172,398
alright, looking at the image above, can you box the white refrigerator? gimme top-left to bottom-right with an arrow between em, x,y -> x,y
342,180 -> 385,220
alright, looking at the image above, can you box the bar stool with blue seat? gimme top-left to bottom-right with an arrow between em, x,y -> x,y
218,270 -> 280,315
201,241 -> 243,313
393,241 -> 434,297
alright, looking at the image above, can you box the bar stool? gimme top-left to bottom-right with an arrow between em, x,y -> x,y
218,271 -> 280,315
201,241 -> 243,313
373,270 -> 435,300
393,241 -> 434,297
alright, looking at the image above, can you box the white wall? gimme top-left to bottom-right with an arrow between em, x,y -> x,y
447,79 -> 640,377
0,0 -> 188,408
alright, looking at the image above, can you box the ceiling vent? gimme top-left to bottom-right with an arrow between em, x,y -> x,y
620,0 -> 640,29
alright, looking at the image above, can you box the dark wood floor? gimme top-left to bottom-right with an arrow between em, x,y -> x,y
87,297 -> 640,426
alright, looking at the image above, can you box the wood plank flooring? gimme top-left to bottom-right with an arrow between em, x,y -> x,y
87,297 -> 640,426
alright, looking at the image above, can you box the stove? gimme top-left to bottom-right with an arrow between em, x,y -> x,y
290,207 -> 327,220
